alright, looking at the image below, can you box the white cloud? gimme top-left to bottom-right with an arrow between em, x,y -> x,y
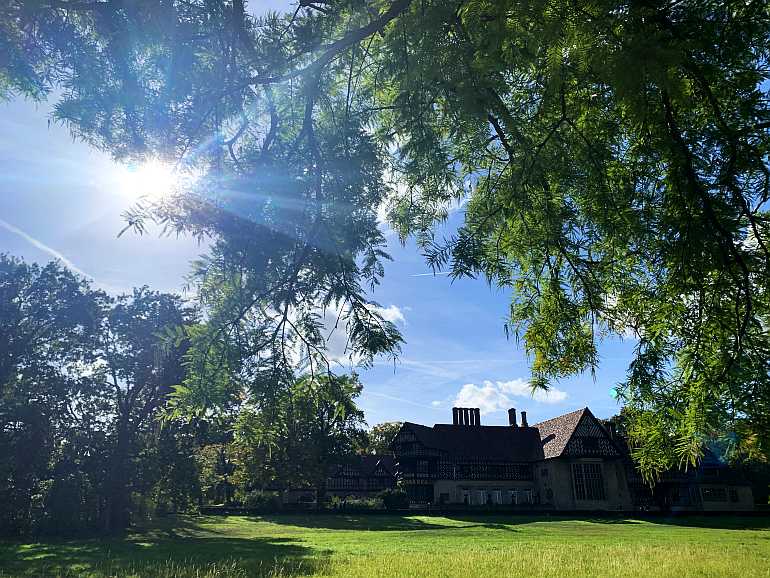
454,382 -> 510,415
431,400 -> 442,407
497,378 -> 568,404
453,378 -> 568,415
373,304 -> 407,325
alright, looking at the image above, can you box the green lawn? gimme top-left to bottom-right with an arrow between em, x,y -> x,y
1,514 -> 769,578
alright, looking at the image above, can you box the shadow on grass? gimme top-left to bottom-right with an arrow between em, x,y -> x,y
257,512 -> 639,532
448,513 -> 770,531
0,536 -> 326,577
642,515 -> 770,531
259,512 -> 770,532
258,514 -> 467,531
259,513 -> 527,532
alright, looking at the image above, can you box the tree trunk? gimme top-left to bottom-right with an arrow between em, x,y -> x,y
103,419 -> 131,532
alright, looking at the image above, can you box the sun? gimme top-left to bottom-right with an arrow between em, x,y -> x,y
121,159 -> 178,199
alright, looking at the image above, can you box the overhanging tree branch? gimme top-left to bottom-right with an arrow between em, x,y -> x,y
243,0 -> 413,87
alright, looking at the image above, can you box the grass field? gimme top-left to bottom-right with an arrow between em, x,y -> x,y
1,514 -> 769,578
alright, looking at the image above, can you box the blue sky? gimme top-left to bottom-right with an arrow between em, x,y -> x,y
0,0 -> 637,428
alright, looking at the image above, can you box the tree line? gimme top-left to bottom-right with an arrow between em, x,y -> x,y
0,253 -> 398,536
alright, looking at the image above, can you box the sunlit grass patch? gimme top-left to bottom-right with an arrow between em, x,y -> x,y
2,515 -> 769,577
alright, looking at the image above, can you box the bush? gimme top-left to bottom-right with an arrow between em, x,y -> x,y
40,472 -> 99,535
242,490 -> 282,510
379,488 -> 409,510
328,495 -> 381,510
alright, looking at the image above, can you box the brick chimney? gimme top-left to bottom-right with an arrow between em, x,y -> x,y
508,408 -> 517,427
453,407 -> 481,426
520,411 -> 528,427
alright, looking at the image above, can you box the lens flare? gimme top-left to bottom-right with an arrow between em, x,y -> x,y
122,159 -> 177,198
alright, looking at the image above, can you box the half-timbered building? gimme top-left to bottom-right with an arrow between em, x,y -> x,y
651,449 -> 754,511
326,455 -> 397,498
531,407 -> 632,510
391,406 -> 753,511
392,406 -> 631,510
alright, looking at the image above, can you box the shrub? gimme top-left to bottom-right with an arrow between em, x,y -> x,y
379,488 -> 409,510
242,490 -> 282,511
328,495 -> 382,510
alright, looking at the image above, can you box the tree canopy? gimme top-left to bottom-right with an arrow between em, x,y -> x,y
0,255 -> 201,533
1,253 -> 371,533
2,0 -> 769,479
235,372 -> 367,493
365,421 -> 403,455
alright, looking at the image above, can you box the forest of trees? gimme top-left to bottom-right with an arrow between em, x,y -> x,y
1,0 -> 769,532
0,253 -> 391,535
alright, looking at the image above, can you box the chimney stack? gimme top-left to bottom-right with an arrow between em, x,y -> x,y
453,407 -> 482,426
521,411 -> 528,427
508,408 -> 518,427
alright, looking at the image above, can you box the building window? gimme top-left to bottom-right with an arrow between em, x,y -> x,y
541,468 -> 549,478
572,463 -> 605,501
407,483 -> 433,503
508,489 -> 532,505
416,459 -> 430,474
367,478 -> 390,491
729,488 -> 739,503
702,487 -> 728,502
342,477 -> 358,489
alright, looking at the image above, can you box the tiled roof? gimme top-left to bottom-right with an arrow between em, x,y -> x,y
401,422 -> 545,462
531,407 -> 588,459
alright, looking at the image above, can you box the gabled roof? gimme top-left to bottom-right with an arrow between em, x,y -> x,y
359,454 -> 396,476
533,406 -> 625,460
398,422 -> 545,462
532,407 -> 588,459
329,455 -> 396,477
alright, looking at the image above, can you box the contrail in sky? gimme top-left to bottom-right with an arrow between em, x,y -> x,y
0,217 -> 91,279
363,390 -> 441,411
410,271 -> 452,277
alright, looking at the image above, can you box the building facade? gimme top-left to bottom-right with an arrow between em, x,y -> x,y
628,449 -> 755,512
391,406 -> 753,512
326,455 -> 397,498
